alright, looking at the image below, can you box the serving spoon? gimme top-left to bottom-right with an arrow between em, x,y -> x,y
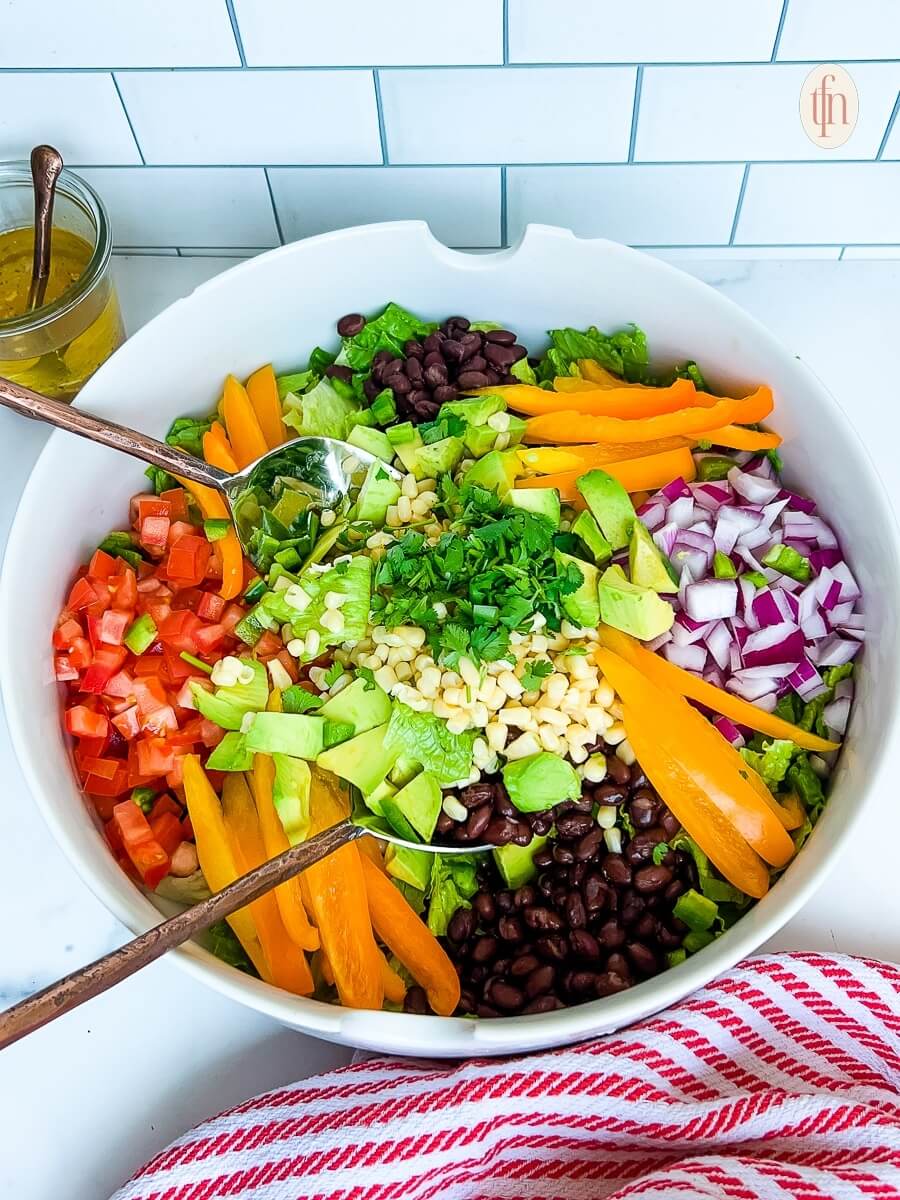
0,374 -> 491,1050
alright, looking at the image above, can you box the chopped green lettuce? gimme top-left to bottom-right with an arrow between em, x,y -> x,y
787,753 -> 826,817
671,832 -> 749,906
282,377 -> 361,441
205,921 -> 258,976
536,323 -> 648,384
205,732 -> 255,772
145,465 -> 177,495
276,368 -> 317,400
338,302 -> 436,372
509,357 -> 537,385
287,555 -> 372,650
426,853 -> 481,937
165,414 -> 213,458
739,739 -> 795,791
384,703 -> 475,786
190,659 -> 268,731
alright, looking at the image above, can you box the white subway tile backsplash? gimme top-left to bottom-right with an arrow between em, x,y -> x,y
651,246 -> 843,261
268,167 -> 500,247
380,68 -> 635,164
77,168 -> 279,247
877,115 -> 900,159
507,165 -> 744,245
234,0 -> 503,66
777,0 -> 900,62
636,64 -> 900,162
841,246 -> 900,259
737,164 -> 900,244
0,0 -> 240,68
116,71 -> 382,165
508,0 -> 784,64
0,74 -> 141,164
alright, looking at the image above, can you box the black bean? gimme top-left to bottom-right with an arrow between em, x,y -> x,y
601,854 -> 632,886
553,844 -> 575,865
483,367 -> 502,386
634,913 -> 658,940
422,332 -> 443,354
510,954 -> 540,978
663,879 -> 685,904
629,764 -> 649,790
536,935 -> 568,962
416,399 -> 441,420
485,817 -> 519,845
405,356 -> 423,382
488,981 -> 524,1011
569,861 -> 587,887
630,790 -> 659,829
391,374 -> 411,395
605,756 -> 631,786
626,941 -> 658,975
595,971 -> 631,997
569,970 -> 600,994
494,790 -> 516,818
569,929 -> 601,960
619,892 -> 644,926
469,965 -> 486,985
363,378 -> 381,401
512,821 -> 533,847
523,906 -> 564,932
523,994 -> 561,1014
404,984 -> 429,1014
514,884 -> 536,909
337,312 -> 365,337
404,339 -> 424,358
509,344 -> 528,362
597,918 -> 626,949
657,925 -> 683,950
408,387 -> 431,408
424,362 -> 449,388
473,891 -> 496,924
471,936 -> 498,964
447,907 -> 475,944
531,815 -> 553,836
633,864 -> 673,894
556,811 -> 594,840
496,890 -> 515,912
594,782 -> 627,807
477,1003 -> 501,1018
423,350 -> 444,368
484,342 -> 518,369
526,964 -> 555,997
575,828 -> 605,861
584,874 -> 609,912
571,796 -> 594,814
435,812 -> 454,835
659,808 -> 681,839
564,891 -> 587,929
464,354 -> 487,373
498,914 -> 524,942
533,847 -> 554,869
457,370 -> 490,389
466,805 -> 492,841
441,339 -> 466,363
458,990 -> 476,1014
447,316 -> 470,332
433,384 -> 458,404
325,363 -> 353,384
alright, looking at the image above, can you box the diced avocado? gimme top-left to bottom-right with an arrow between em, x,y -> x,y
439,394 -> 505,426
348,424 -> 394,464
389,753 -> 421,788
394,430 -> 424,473
272,753 -> 312,844
576,469 -> 636,550
629,519 -> 678,594
463,422 -> 498,459
502,751 -> 581,813
414,435 -> 464,480
364,778 -> 396,817
271,487 -> 309,530
379,792 -> 421,842
555,549 -> 600,628
205,732 -> 254,772
463,448 -> 521,498
509,488 -> 561,528
385,843 -> 433,892
504,413 -> 527,446
244,712 -> 325,760
598,564 -> 675,640
392,770 -> 442,841
316,721 -> 400,795
493,835 -> 549,889
356,460 -> 402,525
387,420 -> 416,446
571,510 -> 612,566
318,677 -> 391,735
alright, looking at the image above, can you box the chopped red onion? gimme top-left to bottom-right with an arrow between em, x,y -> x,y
693,482 -> 733,511
800,611 -> 828,641
713,716 -> 745,747
685,579 -> 738,622
778,489 -> 816,514
811,635 -> 861,667
742,622 -> 804,668
704,620 -> 733,671
830,560 -> 861,602
652,521 -> 678,557
644,630 -> 673,652
823,696 -> 851,736
661,476 -> 691,502
671,613 -> 711,646
663,642 -> 707,672
667,496 -> 695,528
809,548 -> 841,572
728,466 -> 782,504
727,673 -> 782,701
787,657 -> 828,700
751,588 -> 782,628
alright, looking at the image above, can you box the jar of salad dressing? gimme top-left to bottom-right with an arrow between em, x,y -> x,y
0,163 -> 124,401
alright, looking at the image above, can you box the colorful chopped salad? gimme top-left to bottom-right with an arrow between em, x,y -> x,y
53,305 -> 861,1017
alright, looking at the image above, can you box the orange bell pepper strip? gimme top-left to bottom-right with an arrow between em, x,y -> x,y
359,854 -> 460,1017
249,755 -> 320,952
221,773 -> 314,995
203,421 -> 239,473
175,477 -> 244,602
518,447 -> 696,500
222,373 -> 269,469
246,363 -> 287,450
704,424 -> 782,451
596,624 -> 839,753
304,776 -> 384,1011
623,712 -> 771,899
517,438 -> 691,473
595,648 -> 794,869
181,755 -> 270,979
501,377 -> 706,419
576,360 -> 655,389
377,947 -> 408,1006
526,386 -> 773,445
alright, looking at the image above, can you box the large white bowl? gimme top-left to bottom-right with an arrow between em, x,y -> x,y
3,222 -> 897,1057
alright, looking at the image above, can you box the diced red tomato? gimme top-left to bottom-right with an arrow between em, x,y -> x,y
150,810 -> 183,857
133,676 -> 168,716
196,591 -> 225,622
104,670 -> 135,698
85,762 -> 131,797
136,737 -> 176,778
181,815 -> 194,841
88,549 -> 118,580
68,637 -> 93,669
167,520 -> 200,545
111,705 -> 141,740
141,704 -> 179,736
140,515 -> 171,549
136,576 -> 162,595
111,800 -> 170,888
194,623 -> 226,654
66,705 -> 109,739
67,576 -> 98,611
137,496 -> 171,522
160,488 -> 190,522
198,718 -> 224,748
158,608 -> 204,652
175,676 -> 211,710
220,602 -> 245,634
109,568 -> 138,611
165,755 -> 185,790
81,646 -> 128,694
53,617 -> 84,650
99,609 -> 131,646
148,793 -> 181,821
166,535 -> 211,586
276,649 -> 299,683
256,630 -> 282,658
55,654 -> 79,682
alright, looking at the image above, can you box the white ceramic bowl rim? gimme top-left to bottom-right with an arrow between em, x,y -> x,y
2,222 -> 898,1057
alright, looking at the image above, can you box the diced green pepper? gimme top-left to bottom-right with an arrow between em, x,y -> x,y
673,887 -> 718,932
742,570 -> 768,589
370,389 -> 397,425
243,577 -> 267,604
203,518 -> 231,542
123,613 -> 157,654
666,948 -> 687,967
761,543 -> 812,582
696,455 -> 735,482
274,546 -> 302,570
131,786 -> 156,814
713,551 -> 737,579
683,928 -> 717,953
387,421 -> 416,445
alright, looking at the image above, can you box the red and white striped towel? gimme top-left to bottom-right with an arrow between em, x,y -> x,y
113,953 -> 900,1200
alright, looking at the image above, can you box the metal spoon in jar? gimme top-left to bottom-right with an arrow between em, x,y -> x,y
26,144 -> 64,313
0,375 -> 493,1050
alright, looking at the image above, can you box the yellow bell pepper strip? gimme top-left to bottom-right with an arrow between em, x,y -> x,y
203,421 -> 239,474
576,360 -> 656,388
703,424 -> 783,452
304,775 -> 384,1011
778,792 -> 806,831
222,373 -> 269,469
623,711 -> 770,900
319,951 -> 335,987
501,377 -> 706,419
595,648 -> 795,868
525,386 -> 774,446
175,477 -> 244,601
359,854 -> 461,1017
596,624 -> 839,753
221,773 -> 314,995
246,363 -> 287,449
377,947 -> 408,1006
181,754 -> 270,979
517,438 -> 692,473
518,447 -> 697,500
249,755 -> 320,952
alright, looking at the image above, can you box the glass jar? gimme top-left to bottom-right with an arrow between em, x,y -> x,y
0,163 -> 125,401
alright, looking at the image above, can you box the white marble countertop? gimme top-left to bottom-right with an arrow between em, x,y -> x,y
2,254 -> 899,1200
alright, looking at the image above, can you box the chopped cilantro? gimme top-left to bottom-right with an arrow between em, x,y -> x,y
521,659 -> 553,692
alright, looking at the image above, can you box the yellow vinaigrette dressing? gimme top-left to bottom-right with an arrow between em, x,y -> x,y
0,225 -> 124,400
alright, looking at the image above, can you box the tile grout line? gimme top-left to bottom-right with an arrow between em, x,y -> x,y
263,168 -> 285,245
770,0 -> 790,62
223,0 -> 248,67
728,163 -> 751,245
500,165 -> 508,247
373,70 -> 389,165
111,72 -> 145,164
876,90 -> 900,159
502,0 -> 509,64
110,242 -> 884,254
59,157 -> 895,170
838,247 -> 847,260
627,66 -> 643,163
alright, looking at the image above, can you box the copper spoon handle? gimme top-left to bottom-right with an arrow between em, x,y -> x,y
0,374 -> 229,490
0,820 -> 364,1051
26,145 -> 64,313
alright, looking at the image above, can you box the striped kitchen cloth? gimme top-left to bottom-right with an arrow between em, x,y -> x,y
113,953 -> 900,1200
